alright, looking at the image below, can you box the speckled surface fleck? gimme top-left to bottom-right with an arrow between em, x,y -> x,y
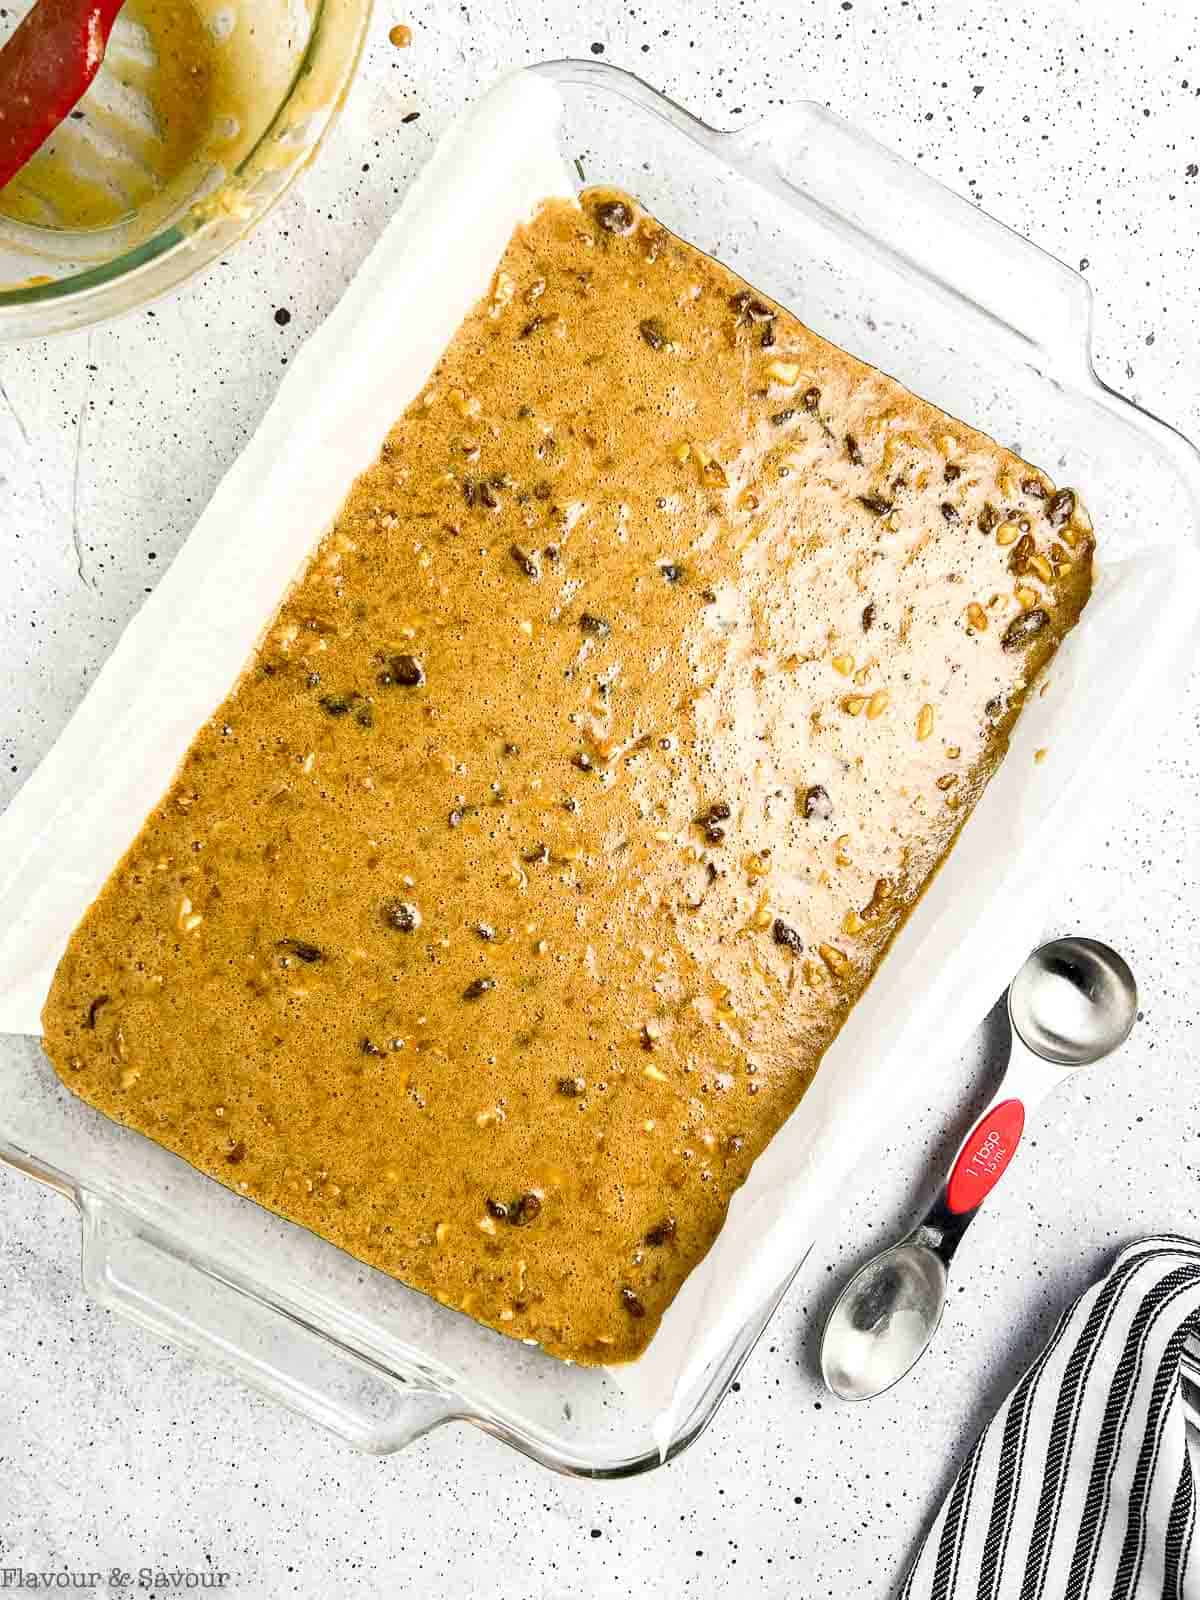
1,0 -> 1198,1594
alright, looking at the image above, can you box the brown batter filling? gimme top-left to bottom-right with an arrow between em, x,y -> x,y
41,191 -> 1094,1364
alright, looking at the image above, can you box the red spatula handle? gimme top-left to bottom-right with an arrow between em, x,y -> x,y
0,0 -> 126,191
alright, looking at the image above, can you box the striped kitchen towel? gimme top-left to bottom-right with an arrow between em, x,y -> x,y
902,1236 -> 1200,1599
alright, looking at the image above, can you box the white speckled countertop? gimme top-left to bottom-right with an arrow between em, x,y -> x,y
2,0 -> 1198,1594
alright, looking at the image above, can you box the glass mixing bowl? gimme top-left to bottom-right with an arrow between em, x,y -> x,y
0,0 -> 371,340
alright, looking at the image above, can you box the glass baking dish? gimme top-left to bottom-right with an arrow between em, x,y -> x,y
2,59 -> 1198,1477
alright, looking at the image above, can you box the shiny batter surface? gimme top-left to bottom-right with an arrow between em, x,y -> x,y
41,191 -> 1094,1364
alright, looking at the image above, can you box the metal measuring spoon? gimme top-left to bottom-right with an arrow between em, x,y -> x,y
819,936 -> 1137,1402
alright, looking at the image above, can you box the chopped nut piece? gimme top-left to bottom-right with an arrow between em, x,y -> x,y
639,317 -> 669,350
382,900 -> 421,932
842,695 -> 866,716
730,291 -> 775,324
802,784 -> 833,821
863,877 -> 893,920
510,544 -> 541,580
1015,585 -> 1039,609
1002,608 -> 1050,651
995,520 -> 1020,547
856,494 -> 893,517
276,938 -> 323,964
1047,488 -> 1076,526
379,654 -> 425,688
831,653 -> 855,676
697,801 -> 731,828
866,688 -> 890,719
694,448 -> 728,489
511,1192 -> 541,1225
594,199 -> 635,234
1009,532 -> 1035,575
318,691 -> 371,726
818,942 -> 851,978
765,360 -> 801,385
966,602 -> 988,631
916,703 -> 935,741
620,1287 -> 646,1318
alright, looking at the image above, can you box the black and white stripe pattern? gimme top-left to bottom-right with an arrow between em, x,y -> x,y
902,1237 -> 1200,1599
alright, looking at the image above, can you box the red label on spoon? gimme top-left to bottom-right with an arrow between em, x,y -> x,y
945,1097 -> 1026,1215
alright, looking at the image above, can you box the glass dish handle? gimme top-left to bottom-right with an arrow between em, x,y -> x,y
729,103 -> 1093,377
79,1193 -> 457,1453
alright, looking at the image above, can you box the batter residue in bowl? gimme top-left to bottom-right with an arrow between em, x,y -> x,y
0,0 -> 219,231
